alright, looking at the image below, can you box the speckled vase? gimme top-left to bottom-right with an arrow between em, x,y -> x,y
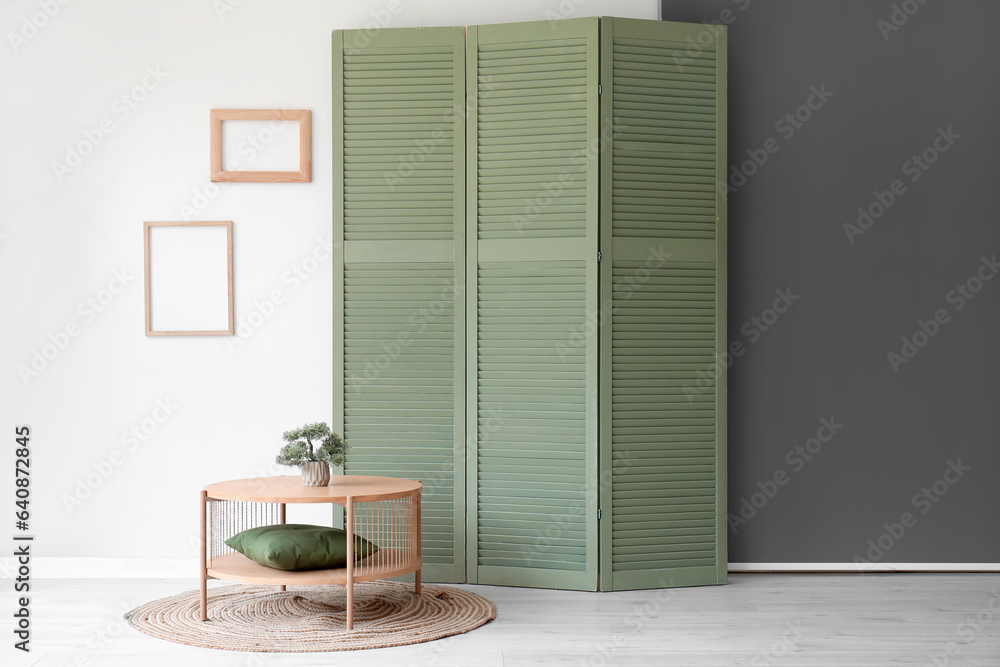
301,461 -> 330,487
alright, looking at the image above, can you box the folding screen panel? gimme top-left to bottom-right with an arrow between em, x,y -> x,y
466,18 -> 600,590
598,18 -> 727,590
333,27 -> 466,583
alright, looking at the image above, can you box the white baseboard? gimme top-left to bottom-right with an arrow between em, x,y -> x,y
2,558 -> 998,579
729,563 -> 1000,573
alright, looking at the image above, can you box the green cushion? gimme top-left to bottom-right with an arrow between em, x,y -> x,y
224,524 -> 379,571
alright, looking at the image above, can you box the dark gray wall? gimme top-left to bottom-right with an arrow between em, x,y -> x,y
662,0 -> 999,563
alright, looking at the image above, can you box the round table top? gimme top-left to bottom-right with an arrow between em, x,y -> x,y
204,475 -> 421,503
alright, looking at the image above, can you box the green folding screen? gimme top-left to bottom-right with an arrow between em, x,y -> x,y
465,19 -> 600,590
333,17 -> 726,592
333,26 -> 467,583
599,19 -> 727,590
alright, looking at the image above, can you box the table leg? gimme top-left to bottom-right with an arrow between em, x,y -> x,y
414,490 -> 422,596
345,497 -> 354,631
278,502 -> 286,592
199,490 -> 208,621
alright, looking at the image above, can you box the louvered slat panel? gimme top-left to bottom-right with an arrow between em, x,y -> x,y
343,44 -> 460,241
343,263 -> 459,562
611,35 -> 718,240
334,27 -> 465,583
468,18 -> 599,591
476,36 -> 590,240
610,261 -> 719,573
475,261 -> 588,572
599,18 -> 726,591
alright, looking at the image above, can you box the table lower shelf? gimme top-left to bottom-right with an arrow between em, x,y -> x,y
207,550 -> 422,586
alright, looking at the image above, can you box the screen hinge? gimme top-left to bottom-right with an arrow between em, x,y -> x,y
597,508 -> 602,520
597,250 -> 602,262
598,83 -> 602,96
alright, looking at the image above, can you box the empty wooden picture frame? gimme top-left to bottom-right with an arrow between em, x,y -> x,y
210,109 -> 311,182
144,221 -> 234,336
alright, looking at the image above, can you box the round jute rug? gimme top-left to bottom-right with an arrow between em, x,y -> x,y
124,582 -> 496,652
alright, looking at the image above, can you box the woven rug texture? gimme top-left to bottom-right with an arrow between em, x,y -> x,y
124,581 -> 496,652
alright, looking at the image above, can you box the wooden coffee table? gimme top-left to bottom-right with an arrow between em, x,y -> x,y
199,475 -> 422,630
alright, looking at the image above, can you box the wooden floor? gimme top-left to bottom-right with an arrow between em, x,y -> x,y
9,574 -> 1000,666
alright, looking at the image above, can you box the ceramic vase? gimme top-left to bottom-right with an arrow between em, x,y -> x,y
301,461 -> 330,486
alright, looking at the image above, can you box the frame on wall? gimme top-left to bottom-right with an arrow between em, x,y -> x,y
144,221 -> 234,336
210,109 -> 311,182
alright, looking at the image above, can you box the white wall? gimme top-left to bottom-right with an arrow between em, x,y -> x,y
0,0 -> 657,571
